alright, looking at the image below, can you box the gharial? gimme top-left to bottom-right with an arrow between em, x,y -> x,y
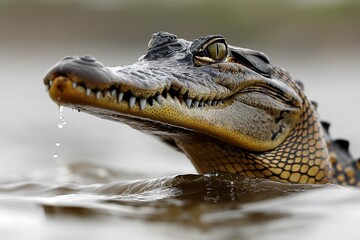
43,32 -> 360,186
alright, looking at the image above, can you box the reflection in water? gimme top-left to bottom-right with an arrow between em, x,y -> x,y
0,163 -> 351,240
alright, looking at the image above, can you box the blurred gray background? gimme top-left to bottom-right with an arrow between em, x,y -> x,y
0,0 -> 359,181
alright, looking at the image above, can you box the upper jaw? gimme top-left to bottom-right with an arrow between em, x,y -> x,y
44,53 -> 301,112
44,55 -> 236,109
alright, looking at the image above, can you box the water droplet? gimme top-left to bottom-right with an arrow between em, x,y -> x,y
57,105 -> 67,129
54,106 -> 67,160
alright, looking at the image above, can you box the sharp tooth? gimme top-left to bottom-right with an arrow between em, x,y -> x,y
72,82 -> 77,89
111,89 -> 117,98
86,88 -> 92,96
194,100 -> 199,108
155,94 -> 162,104
118,92 -> 124,102
45,85 -> 49,92
104,90 -> 111,97
139,98 -> 147,110
49,80 -> 53,86
129,96 -> 136,108
206,100 -> 212,106
185,98 -> 192,108
199,101 -> 204,107
213,100 -> 218,106
96,91 -> 102,99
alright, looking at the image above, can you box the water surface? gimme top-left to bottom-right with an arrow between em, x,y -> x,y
1,167 -> 356,240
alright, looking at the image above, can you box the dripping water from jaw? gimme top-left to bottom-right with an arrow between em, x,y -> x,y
53,142 -> 60,159
57,106 -> 66,129
53,106 -> 65,161
54,105 -> 71,182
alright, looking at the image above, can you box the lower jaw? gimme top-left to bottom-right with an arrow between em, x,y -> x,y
47,76 -> 249,151
47,76 -> 198,135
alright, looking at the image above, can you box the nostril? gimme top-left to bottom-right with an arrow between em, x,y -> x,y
80,55 -> 97,63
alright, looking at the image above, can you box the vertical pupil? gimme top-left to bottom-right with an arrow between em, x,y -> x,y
204,41 -> 227,61
215,43 -> 219,59
209,42 -> 224,60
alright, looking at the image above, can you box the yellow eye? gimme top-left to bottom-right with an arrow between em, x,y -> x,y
193,37 -> 228,66
204,42 -> 227,61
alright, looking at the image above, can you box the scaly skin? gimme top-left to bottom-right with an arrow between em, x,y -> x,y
43,32 -> 360,186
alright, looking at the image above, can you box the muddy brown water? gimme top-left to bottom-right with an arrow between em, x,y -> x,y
1,44 -> 360,240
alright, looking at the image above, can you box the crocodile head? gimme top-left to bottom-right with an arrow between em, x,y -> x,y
44,32 -> 330,183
